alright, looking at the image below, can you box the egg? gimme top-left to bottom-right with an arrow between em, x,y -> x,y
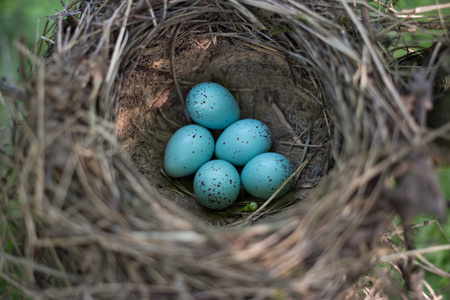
164,125 -> 214,178
241,152 -> 294,200
193,159 -> 241,210
215,119 -> 272,166
186,82 -> 240,130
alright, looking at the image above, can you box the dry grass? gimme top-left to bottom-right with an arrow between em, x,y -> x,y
1,0 -> 449,299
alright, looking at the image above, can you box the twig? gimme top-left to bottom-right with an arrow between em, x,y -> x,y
170,24 -> 190,123
361,2 -> 371,34
279,141 -> 324,148
395,3 -> 450,17
414,253 -> 450,278
299,106 -> 322,166
0,78 -> 28,100
378,244 -> 450,262
270,99 -> 304,145
246,157 -> 312,223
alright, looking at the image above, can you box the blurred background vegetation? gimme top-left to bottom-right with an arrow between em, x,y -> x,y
0,0 -> 449,298
0,0 -> 61,82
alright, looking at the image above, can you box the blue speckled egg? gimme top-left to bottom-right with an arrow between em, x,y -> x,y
164,125 -> 214,178
186,82 -> 240,130
215,119 -> 272,166
241,153 -> 294,200
193,160 -> 241,210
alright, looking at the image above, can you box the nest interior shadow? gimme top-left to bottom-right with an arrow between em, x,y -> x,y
117,23 -> 330,225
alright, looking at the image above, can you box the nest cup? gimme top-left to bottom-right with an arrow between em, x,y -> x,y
117,15 -> 330,225
4,0 -> 449,299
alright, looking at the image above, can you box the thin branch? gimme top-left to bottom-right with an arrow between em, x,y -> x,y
0,78 -> 28,100
378,244 -> 450,262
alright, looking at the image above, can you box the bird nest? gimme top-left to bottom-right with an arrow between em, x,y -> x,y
1,0 -> 449,299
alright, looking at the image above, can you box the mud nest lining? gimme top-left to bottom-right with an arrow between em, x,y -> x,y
2,0 -> 450,299
117,33 -> 330,225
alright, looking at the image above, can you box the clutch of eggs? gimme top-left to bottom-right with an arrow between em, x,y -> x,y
241,152 -> 294,200
193,159 -> 241,210
186,82 -> 240,130
215,119 -> 272,166
164,125 -> 214,178
163,82 -> 295,209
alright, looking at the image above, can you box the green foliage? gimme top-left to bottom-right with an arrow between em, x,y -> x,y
0,0 -> 60,45
437,169 -> 450,200
0,0 -> 60,80
239,202 -> 259,212
0,2 -> 60,299
0,207 -> 21,299
370,0 -> 450,58
394,167 -> 450,298
268,26 -> 289,37
404,169 -> 450,299
412,216 -> 450,298
395,0 -> 449,9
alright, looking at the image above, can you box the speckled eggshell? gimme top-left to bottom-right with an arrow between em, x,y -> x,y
164,125 -> 214,178
241,152 -> 294,200
215,119 -> 272,166
193,160 -> 241,210
186,82 -> 240,130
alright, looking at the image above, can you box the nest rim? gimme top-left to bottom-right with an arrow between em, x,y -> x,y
2,0 -> 449,299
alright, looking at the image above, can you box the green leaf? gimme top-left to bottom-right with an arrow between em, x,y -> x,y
437,168 -> 450,200
239,202 -> 259,212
